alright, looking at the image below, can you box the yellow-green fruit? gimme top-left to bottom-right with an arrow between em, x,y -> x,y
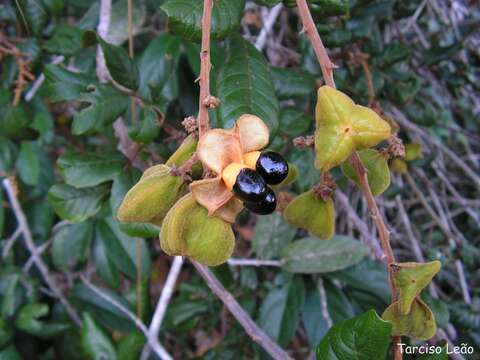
160,194 -> 235,266
341,149 -> 391,196
273,162 -> 298,188
166,135 -> 202,177
405,142 -> 423,161
117,165 -> 186,225
283,190 -> 335,239
382,298 -> 437,340
391,158 -> 408,174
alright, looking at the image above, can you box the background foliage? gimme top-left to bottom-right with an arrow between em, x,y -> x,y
0,0 -> 479,359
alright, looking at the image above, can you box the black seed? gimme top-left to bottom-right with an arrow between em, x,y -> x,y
256,151 -> 288,185
244,187 -> 277,215
233,168 -> 267,202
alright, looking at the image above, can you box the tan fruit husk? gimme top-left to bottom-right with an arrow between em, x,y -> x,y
390,261 -> 441,314
117,165 -> 186,225
160,194 -> 235,266
382,297 -> 437,340
341,149 -> 391,196
192,114 -> 270,218
283,190 -> 335,239
314,86 -> 391,171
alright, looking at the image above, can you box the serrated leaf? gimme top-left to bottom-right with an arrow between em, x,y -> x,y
382,298 -> 437,340
316,310 -> 392,360
252,212 -> 297,260
259,276 -> 305,346
42,65 -> 96,102
216,36 -> 279,132
128,107 -> 161,144
280,236 -> 369,274
48,184 -> 109,223
81,313 -> 117,360
51,222 -> 93,271
341,149 -> 391,196
15,141 -> 40,186
72,84 -> 128,135
58,152 -> 124,188
15,303 -> 70,339
391,261 -> 441,314
271,67 -> 315,100
160,0 -> 245,42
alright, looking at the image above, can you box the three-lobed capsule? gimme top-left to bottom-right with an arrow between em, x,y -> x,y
222,151 -> 288,215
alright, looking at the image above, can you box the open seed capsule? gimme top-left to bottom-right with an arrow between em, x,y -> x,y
244,187 -> 277,215
243,151 -> 288,185
222,163 -> 267,202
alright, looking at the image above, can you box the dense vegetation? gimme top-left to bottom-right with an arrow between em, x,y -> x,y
0,0 -> 479,359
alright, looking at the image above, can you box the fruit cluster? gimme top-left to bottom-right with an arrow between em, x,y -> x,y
222,151 -> 288,215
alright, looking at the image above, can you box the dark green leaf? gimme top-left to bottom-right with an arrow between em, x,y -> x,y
0,104 -> 30,139
316,310 -> 392,360
93,225 -> 121,287
271,67 -> 315,100
160,0 -> 245,42
58,152 -> 124,188
81,313 -> 117,360
42,65 -> 96,102
15,0 -> 47,36
302,282 -> 330,348
0,318 -> 13,348
0,344 -> 21,360
106,0 -> 146,45
43,25 -> 83,56
15,303 -> 70,338
51,222 -> 93,270
72,84 -> 128,135
117,332 -> 145,360
216,36 -> 279,132
279,107 -> 313,137
259,275 -> 305,346
15,141 -> 40,186
48,184 -> 109,223
82,31 -> 139,90
0,137 -> 17,173
252,212 -> 297,260
128,107 -> 161,144
280,236 -> 369,274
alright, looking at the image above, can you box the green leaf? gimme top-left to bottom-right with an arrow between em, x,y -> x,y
15,0 -> 47,36
15,303 -> 70,338
280,236 -> 369,274
216,36 -> 279,132
72,84 -> 128,135
0,137 -> 17,173
316,310 -> 392,360
0,345 -> 21,360
259,275 -> 305,346
128,107 -> 161,144
279,107 -> 313,137
42,65 -> 96,103
390,261 -> 441,315
48,184 -> 109,223
0,318 -> 13,348
382,298 -> 437,340
15,141 -> 40,186
0,104 -> 30,139
51,222 -> 93,270
160,0 -> 245,42
271,67 -> 315,100
106,0 -> 146,45
81,313 -> 117,360
82,31 -> 139,90
341,149 -> 391,196
252,212 -> 297,260
418,344 -> 448,359
71,284 -> 136,333
0,273 -> 22,318
93,224 -> 120,287
58,152 -> 124,188
43,24 -> 83,56
302,282 -> 330,348
117,332 -> 145,360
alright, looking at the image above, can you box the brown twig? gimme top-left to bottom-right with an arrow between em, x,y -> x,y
197,0 -> 214,139
191,261 -> 293,360
294,2 -> 401,358
295,0 -> 335,88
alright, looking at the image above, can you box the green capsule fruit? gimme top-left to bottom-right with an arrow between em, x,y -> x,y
160,194 -> 235,266
341,149 -> 391,196
117,165 -> 186,225
166,135 -> 202,177
283,190 -> 335,239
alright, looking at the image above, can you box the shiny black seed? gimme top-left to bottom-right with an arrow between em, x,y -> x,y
256,151 -> 288,185
233,168 -> 267,202
244,187 -> 277,215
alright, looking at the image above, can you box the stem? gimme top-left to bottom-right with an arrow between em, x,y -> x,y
295,0 -> 335,88
294,2 -> 401,358
197,0 -> 214,139
191,261 -> 293,360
